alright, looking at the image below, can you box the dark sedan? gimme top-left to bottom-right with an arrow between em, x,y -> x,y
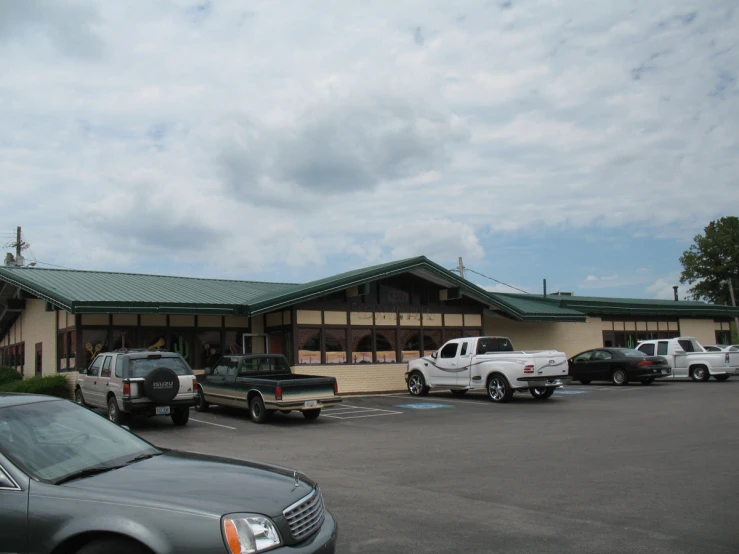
0,393 -> 337,554
568,348 -> 672,386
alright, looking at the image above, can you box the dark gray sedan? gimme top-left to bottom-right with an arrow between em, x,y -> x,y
0,393 -> 337,554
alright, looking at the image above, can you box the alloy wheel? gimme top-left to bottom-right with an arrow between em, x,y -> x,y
408,374 -> 424,395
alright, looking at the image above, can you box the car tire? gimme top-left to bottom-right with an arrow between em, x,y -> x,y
303,409 -> 321,420
195,388 -> 209,412
578,379 -> 591,385
487,374 -> 513,403
76,536 -> 149,554
75,387 -> 86,407
407,371 -> 429,396
143,367 -> 180,404
450,389 -> 468,396
530,387 -> 555,399
250,396 -> 269,424
107,396 -> 123,424
691,365 -> 710,382
171,407 -> 189,426
611,368 -> 629,386
714,374 -> 730,382
640,378 -> 655,385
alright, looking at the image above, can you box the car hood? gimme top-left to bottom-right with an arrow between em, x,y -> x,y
62,450 -> 316,518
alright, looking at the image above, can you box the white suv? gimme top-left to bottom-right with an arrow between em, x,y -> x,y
75,349 -> 198,425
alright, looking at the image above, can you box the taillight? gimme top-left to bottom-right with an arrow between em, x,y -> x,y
637,361 -> 653,367
123,382 -> 131,397
524,365 -> 534,374
334,381 -> 339,395
275,385 -> 282,401
191,377 -> 197,392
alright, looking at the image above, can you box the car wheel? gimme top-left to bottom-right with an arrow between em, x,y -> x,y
407,372 -> 429,396
171,407 -> 190,426
530,387 -> 555,399
195,388 -> 209,412
76,537 -> 149,554
487,374 -> 513,403
107,396 -> 122,424
611,368 -> 629,386
691,366 -> 710,382
75,387 -> 86,406
303,409 -> 321,420
578,379 -> 591,385
450,389 -> 468,396
250,396 -> 269,424
714,374 -> 730,382
640,378 -> 655,385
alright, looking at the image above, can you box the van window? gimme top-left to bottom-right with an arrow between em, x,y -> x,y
657,342 -> 668,356
639,344 -> 655,356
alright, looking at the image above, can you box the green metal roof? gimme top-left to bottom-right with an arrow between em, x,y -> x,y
0,266 -> 297,315
486,294 -> 587,322
494,292 -> 739,319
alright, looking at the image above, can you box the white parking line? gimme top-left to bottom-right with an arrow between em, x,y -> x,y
322,404 -> 403,420
323,412 -> 402,420
190,418 -> 237,430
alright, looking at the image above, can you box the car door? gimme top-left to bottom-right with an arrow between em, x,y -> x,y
84,356 -> 104,407
90,355 -> 113,408
430,341 -> 462,386
203,358 -> 234,406
589,350 -> 614,380
455,339 -> 474,387
0,455 -> 28,554
569,351 -> 593,380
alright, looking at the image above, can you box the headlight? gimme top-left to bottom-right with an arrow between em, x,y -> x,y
222,514 -> 282,553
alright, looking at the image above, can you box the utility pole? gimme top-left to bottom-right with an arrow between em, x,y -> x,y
458,257 -> 465,280
16,226 -> 21,263
727,278 -> 739,341
4,226 -> 29,267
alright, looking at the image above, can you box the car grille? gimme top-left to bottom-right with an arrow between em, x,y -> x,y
283,488 -> 325,542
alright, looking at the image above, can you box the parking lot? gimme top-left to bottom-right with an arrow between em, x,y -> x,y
132,381 -> 739,553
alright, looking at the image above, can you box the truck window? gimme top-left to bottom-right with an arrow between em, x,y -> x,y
657,342 -> 668,355
460,342 -> 468,356
440,343 -> 459,359
476,338 -> 513,354
640,344 -> 655,356
677,339 -> 696,353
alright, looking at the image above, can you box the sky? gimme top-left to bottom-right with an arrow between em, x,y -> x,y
0,0 -> 737,300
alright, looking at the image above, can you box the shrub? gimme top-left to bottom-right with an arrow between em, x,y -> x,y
0,374 -> 71,400
0,366 -> 23,386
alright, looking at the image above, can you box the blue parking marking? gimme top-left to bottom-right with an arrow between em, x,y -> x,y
553,389 -> 590,394
395,403 -> 454,409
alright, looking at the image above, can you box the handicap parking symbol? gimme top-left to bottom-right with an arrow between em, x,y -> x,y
395,403 -> 454,409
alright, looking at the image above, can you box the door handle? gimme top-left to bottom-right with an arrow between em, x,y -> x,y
451,363 -> 456,367
105,383 -> 109,387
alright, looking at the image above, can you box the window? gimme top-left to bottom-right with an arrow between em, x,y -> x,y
592,350 -> 613,360
440,342 -> 459,359
101,356 -> 112,377
476,338 -> 513,354
169,331 -> 195,366
88,356 -> 103,377
401,330 -> 421,362
212,359 -> 230,377
129,356 -> 190,377
375,329 -> 397,363
423,331 -> 441,357
298,330 -> 321,365
352,329 -> 372,364
115,356 -> 124,378
715,330 -> 731,345
196,330 -> 222,370
35,343 -> 42,377
239,357 -> 291,376
573,351 -> 592,362
677,339 -> 697,353
657,342 -> 668,356
639,344 -> 655,356
325,329 -> 347,364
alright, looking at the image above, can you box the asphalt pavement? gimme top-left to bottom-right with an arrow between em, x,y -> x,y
132,380 -> 739,553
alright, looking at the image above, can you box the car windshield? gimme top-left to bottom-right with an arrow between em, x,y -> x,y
0,400 -> 159,483
616,349 -> 647,357
129,356 -> 190,378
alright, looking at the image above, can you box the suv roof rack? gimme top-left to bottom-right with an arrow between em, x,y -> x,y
113,348 -> 171,353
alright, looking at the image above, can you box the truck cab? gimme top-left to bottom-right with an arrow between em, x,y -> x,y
636,337 -> 739,381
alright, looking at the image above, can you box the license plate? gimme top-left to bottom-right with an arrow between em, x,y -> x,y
156,406 -> 170,415
303,400 -> 318,408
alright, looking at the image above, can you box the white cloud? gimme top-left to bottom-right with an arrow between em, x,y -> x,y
0,0 -> 738,279
645,273 -> 685,300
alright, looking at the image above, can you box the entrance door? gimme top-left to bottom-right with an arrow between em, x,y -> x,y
430,340 -> 462,386
242,334 -> 269,355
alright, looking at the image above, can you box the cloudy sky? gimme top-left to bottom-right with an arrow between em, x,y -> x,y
1,0 -> 737,299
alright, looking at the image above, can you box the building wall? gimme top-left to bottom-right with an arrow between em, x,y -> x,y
2,300 -> 58,376
484,316 -> 604,358
295,364 -> 407,394
678,319 -> 716,345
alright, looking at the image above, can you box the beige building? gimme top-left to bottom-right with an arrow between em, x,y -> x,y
2,257 -> 738,394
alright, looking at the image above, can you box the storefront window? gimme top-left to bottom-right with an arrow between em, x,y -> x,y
196,330 -> 222,370
169,330 -> 195,366
401,330 -> 420,362
325,329 -> 348,364
68,331 -> 76,370
112,329 -> 136,351
224,330 -> 246,355
352,329 -> 372,364
715,330 -> 731,345
443,329 -> 463,342
139,328 -> 167,351
81,329 -> 110,368
298,329 -> 321,365
423,330 -> 442,356
375,329 -> 397,363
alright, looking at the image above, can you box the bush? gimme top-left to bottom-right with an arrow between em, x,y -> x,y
0,374 -> 71,400
0,366 -> 23,386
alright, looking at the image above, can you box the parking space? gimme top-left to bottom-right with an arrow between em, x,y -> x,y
131,381 -> 739,553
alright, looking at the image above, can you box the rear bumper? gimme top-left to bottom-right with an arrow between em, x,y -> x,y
515,377 -> 572,388
122,397 -> 197,414
265,397 -> 343,411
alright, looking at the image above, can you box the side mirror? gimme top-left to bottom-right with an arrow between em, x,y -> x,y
431,351 -> 438,359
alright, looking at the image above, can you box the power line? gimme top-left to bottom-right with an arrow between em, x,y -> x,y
25,260 -> 76,270
463,267 -> 530,294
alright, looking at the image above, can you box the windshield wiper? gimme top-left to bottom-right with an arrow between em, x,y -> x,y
125,452 -> 163,465
55,465 -> 125,485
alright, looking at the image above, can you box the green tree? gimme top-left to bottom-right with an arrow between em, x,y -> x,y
679,216 -> 739,304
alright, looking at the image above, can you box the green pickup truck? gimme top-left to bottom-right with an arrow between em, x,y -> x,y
196,354 -> 342,423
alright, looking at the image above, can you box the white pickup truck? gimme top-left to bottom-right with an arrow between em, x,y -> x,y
636,337 -> 739,382
405,336 -> 570,403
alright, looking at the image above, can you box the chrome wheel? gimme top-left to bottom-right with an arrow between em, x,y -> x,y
408,373 -> 425,396
488,376 -> 506,401
75,389 -> 85,406
612,369 -> 628,386
692,366 -> 708,381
